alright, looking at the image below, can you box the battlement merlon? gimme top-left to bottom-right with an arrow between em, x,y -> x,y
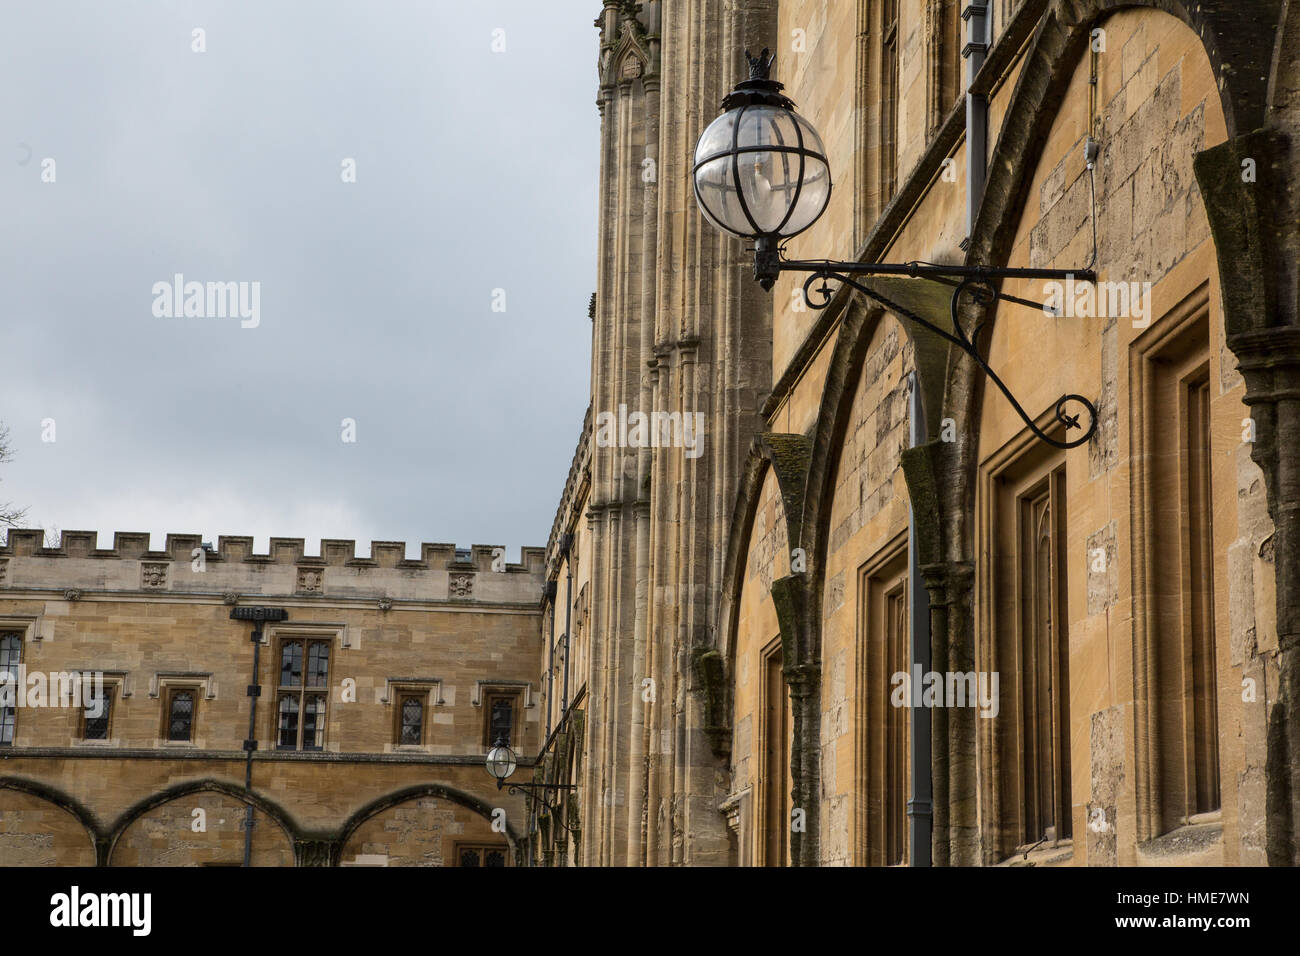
0,530 -> 542,572
0,531 -> 547,604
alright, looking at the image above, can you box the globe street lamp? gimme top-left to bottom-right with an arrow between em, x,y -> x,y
485,738 -> 518,785
692,52 -> 832,281
484,737 -> 577,834
692,49 -> 1099,449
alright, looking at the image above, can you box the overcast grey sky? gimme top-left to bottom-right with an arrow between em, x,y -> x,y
1,1 -> 598,559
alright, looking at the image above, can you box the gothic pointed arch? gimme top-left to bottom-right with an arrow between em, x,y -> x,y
105,777 -> 299,866
337,782 -> 524,861
0,774 -> 102,864
711,438 -> 772,759
598,3 -> 653,89
960,0 -> 1279,445
925,0 -> 1287,864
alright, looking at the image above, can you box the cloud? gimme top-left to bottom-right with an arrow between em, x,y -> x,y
0,0 -> 597,553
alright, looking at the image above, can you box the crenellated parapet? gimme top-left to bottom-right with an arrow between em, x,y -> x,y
0,530 -> 545,606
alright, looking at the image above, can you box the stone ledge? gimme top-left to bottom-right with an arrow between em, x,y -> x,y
1137,818 -> 1225,866
0,747 -> 536,767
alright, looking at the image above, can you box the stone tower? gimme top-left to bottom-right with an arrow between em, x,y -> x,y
580,0 -> 775,865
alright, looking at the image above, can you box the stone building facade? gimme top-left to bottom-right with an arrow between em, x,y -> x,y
532,0 -> 1300,868
0,529 -> 545,866
5,0 -> 1299,869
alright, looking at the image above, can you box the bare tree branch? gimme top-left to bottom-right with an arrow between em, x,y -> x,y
0,422 -> 29,529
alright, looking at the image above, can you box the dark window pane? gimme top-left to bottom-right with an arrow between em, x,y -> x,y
0,633 -> 20,678
306,641 -> 330,688
277,694 -> 299,748
84,688 -> 113,740
0,634 -> 16,746
459,848 -> 481,867
400,697 -> 423,745
490,697 -> 513,747
280,641 -> 302,688
168,691 -> 194,741
303,694 -> 325,750
484,850 -> 506,868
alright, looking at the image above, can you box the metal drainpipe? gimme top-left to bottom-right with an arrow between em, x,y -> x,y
537,579 -> 559,869
560,533 -> 574,713
929,0 -> 986,868
242,625 -> 262,868
544,580 -> 558,739
907,373 -> 933,866
962,2 -> 990,244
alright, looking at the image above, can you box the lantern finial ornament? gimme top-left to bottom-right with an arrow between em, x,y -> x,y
746,48 -> 774,80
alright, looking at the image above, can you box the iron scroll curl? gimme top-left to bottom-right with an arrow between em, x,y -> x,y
799,268 -> 1098,450
505,783 -> 579,835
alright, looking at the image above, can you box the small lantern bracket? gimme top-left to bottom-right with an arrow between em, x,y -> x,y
485,736 -> 578,836
501,783 -> 580,836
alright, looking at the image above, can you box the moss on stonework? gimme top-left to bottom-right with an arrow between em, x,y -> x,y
1193,132 -> 1283,338
690,648 -> 729,756
899,443 -> 943,567
769,574 -> 810,671
762,433 -> 813,545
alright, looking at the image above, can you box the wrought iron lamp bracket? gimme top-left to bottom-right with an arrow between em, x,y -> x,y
503,781 -> 579,835
760,247 -> 1099,450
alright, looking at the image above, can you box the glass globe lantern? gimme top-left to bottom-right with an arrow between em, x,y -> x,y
485,737 -> 518,788
692,49 -> 832,288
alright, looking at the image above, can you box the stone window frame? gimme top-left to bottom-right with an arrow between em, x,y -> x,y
454,842 -> 509,867
473,680 -> 531,749
74,672 -> 129,747
854,0 -> 905,240
0,623 -> 28,746
855,530 -> 910,867
719,787 -> 753,867
880,0 -> 900,203
0,615 -> 42,645
977,415 -> 1073,862
265,624 -> 340,752
150,673 -> 214,747
757,636 -> 790,868
380,678 -> 443,752
258,621 -> 351,648
1127,281 -> 1221,839
470,679 -> 533,709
